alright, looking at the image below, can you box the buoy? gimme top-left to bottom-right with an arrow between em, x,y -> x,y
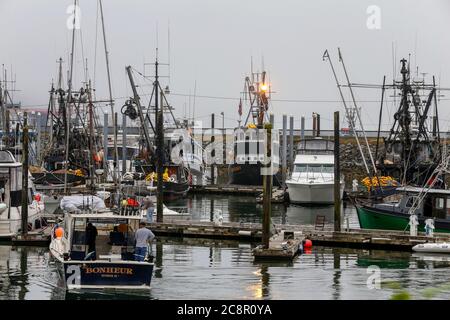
304,239 -> 313,249
55,227 -> 64,239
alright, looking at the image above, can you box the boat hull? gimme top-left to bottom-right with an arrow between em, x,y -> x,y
228,163 -> 280,186
31,172 -> 85,185
286,181 -> 344,204
356,205 -> 450,233
62,260 -> 153,290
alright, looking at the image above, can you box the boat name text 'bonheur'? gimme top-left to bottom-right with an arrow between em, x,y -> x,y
83,267 -> 133,275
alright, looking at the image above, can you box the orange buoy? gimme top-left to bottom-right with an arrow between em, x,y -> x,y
55,227 -> 64,238
304,239 -> 313,249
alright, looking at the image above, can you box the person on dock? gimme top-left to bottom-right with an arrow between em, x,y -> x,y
141,196 -> 155,223
85,222 -> 98,259
134,221 -> 155,262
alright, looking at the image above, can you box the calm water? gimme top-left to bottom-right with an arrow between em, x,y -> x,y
1,195 -> 450,300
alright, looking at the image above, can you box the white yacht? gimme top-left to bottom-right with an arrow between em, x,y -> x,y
286,138 -> 344,204
0,150 -> 45,239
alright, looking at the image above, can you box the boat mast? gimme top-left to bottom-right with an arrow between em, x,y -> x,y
99,0 -> 118,185
323,49 -> 372,177
87,80 -> 96,190
338,48 -> 377,175
64,0 -> 77,194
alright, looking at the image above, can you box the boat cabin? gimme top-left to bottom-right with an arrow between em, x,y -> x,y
374,186 -> 450,220
63,212 -> 146,261
233,126 -> 280,165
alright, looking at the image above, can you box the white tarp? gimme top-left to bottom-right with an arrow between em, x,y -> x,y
60,195 -> 106,213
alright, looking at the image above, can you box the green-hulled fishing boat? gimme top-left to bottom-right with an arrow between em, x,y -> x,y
355,186 -> 450,233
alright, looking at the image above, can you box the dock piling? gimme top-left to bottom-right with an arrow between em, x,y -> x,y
210,113 -> 215,184
262,120 -> 273,249
300,116 -> 305,140
103,112 -> 108,181
282,114 -> 287,187
35,112 -> 41,163
334,111 -> 341,232
289,116 -> 294,172
122,115 -> 127,175
21,112 -> 29,236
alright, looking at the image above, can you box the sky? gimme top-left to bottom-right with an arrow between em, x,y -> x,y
0,0 -> 450,130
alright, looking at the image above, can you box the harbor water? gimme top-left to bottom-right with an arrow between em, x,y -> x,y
1,195 -> 450,300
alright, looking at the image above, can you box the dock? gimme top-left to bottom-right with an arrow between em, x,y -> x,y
189,184 -> 263,195
253,231 -> 303,260
147,220 -> 450,252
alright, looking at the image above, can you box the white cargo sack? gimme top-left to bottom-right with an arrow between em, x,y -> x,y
60,195 -> 106,213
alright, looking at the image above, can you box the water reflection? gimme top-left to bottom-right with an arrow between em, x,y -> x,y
170,194 -> 360,229
2,225 -> 450,299
332,251 -> 341,300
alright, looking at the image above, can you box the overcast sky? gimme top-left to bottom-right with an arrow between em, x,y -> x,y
1,0 -> 450,130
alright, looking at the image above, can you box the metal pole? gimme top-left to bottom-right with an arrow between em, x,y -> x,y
334,111 -> 341,232
21,112 -> 29,236
122,115 -> 127,175
262,120 -> 273,249
282,114 -> 287,187
210,113 -> 215,185
289,116 -> 294,171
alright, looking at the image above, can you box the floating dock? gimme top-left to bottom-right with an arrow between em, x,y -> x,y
147,220 -> 450,251
253,231 -> 303,260
190,184 -> 263,195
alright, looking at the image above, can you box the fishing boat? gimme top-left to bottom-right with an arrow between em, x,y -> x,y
123,64 -> 201,200
354,186 -> 450,233
228,69 -> 281,186
286,137 -> 344,204
0,150 -> 46,240
49,202 -> 154,290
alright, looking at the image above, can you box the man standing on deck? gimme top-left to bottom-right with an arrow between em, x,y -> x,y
85,222 -> 98,259
134,221 -> 155,262
141,196 -> 155,223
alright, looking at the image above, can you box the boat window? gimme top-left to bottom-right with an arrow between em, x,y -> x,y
406,196 -> 418,208
293,164 -> 307,173
447,198 -> 450,217
322,164 -> 334,173
293,164 -> 334,173
435,197 -> 444,210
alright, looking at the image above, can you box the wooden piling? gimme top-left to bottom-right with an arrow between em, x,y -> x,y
282,114 -> 287,187
21,113 -> 29,236
210,113 -> 215,185
103,112 -> 108,182
122,114 -> 127,174
334,111 -> 341,232
156,90 -> 164,223
262,121 -> 273,249
289,116 -> 294,172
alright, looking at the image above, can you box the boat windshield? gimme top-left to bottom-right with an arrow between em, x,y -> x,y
293,164 -> 334,173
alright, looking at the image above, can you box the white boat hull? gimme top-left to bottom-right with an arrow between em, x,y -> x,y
286,181 -> 344,204
412,243 -> 450,254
